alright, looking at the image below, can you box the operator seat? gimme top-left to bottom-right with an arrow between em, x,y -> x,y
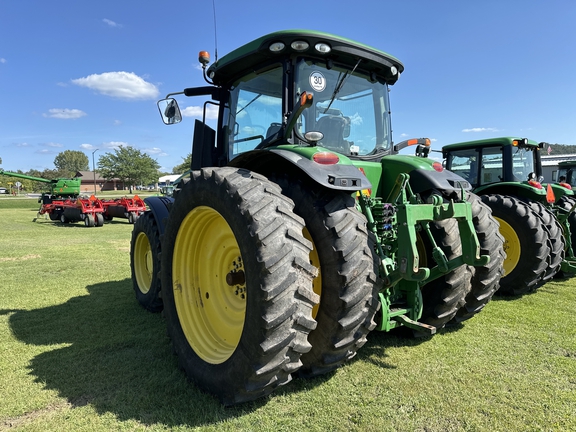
316,115 -> 350,154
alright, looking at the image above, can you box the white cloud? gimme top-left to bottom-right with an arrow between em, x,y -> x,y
113,120 -> 122,126
103,141 -> 128,149
181,104 -> 219,120
43,108 -> 87,119
143,147 -> 167,156
462,127 -> 498,133
71,72 -> 159,100
0,58 -> 6,64
103,18 -> 122,28
79,143 -> 95,150
15,142 -> 30,147
42,142 -> 63,148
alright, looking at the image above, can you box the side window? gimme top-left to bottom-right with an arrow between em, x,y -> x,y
447,150 -> 478,187
227,67 -> 283,158
479,148 -> 503,185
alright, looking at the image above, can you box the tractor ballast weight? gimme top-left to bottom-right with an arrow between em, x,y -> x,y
0,169 -> 81,197
443,136 -> 576,292
130,30 -> 499,405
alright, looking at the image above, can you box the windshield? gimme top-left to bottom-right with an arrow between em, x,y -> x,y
511,147 -> 536,181
295,59 -> 392,156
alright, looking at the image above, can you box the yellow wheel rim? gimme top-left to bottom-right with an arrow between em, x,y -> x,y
494,217 -> 520,277
173,206 -> 245,364
304,228 -> 322,318
134,232 -> 153,294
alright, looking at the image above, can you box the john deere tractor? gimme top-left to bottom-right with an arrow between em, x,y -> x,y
0,169 -> 80,198
130,30 -> 501,405
443,137 -> 576,295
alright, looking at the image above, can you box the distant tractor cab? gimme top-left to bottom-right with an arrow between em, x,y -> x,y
443,137 -> 576,294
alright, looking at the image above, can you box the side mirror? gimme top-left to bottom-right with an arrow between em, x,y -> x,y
157,98 -> 182,125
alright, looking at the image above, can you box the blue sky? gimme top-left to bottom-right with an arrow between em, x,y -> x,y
1,0 -> 574,173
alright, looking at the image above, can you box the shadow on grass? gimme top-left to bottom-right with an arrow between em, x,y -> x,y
5,279 -> 286,427
4,280 -> 454,426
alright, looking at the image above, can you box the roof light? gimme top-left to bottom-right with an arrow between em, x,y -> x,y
390,66 -> 398,75
269,42 -> 285,52
198,51 -> 210,66
291,40 -> 309,51
313,152 -> 339,165
512,138 -> 528,147
314,42 -> 331,54
433,162 -> 443,172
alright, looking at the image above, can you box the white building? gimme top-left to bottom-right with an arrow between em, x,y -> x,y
541,154 -> 576,182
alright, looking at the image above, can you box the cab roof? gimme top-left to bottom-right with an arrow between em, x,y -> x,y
206,29 -> 404,86
443,137 -> 540,152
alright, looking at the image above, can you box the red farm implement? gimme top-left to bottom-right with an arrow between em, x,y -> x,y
101,196 -> 146,224
37,195 -> 105,227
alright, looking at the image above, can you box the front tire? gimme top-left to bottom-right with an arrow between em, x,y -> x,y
161,168 -> 318,405
418,217 -> 472,331
130,212 -> 163,312
450,193 -> 505,324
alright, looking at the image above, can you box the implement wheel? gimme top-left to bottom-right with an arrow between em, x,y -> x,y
84,214 -> 95,227
450,193 -> 505,324
130,211 -> 163,312
161,168 -> 318,405
272,176 -> 380,378
481,194 -> 550,295
95,213 -> 104,227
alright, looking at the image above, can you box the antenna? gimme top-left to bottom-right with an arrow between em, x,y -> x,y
212,0 -> 218,62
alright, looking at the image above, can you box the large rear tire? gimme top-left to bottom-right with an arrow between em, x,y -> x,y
524,200 -> 564,282
271,177 -> 380,378
130,211 -> 163,312
161,168 -> 318,405
557,196 -> 576,256
450,193 -> 505,324
481,194 -> 550,295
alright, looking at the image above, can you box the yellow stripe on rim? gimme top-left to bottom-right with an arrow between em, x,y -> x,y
303,227 -> 322,318
494,217 -> 520,277
173,206 -> 245,364
133,231 -> 152,294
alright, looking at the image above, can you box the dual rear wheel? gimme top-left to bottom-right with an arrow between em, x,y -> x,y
130,168 -> 490,404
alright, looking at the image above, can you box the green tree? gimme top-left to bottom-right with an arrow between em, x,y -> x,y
54,150 -> 89,177
172,153 -> 192,174
98,146 -> 160,192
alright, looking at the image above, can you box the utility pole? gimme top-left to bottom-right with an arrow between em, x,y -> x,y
92,149 -> 99,194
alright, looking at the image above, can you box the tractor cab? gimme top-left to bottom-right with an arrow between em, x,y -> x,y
443,137 -> 544,190
556,161 -> 576,189
157,30 -> 409,170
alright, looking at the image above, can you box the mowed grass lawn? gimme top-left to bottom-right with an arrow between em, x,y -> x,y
1,197 -> 575,431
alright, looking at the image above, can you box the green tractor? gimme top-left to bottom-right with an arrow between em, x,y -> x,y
130,30 -> 501,405
0,169 -> 81,198
443,137 -> 576,295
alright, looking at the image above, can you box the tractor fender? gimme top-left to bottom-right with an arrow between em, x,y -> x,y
408,168 -> 473,198
229,149 -> 371,192
143,196 -> 174,236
